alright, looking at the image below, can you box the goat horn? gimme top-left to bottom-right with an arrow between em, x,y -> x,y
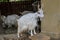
38,2 -> 40,10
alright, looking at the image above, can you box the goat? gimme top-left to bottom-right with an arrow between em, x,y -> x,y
17,1 -> 44,37
17,8 -> 44,38
4,14 -> 20,28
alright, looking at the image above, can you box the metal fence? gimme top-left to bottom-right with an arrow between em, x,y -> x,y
0,1 -> 35,16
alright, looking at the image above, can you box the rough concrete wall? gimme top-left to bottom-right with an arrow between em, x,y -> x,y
41,0 -> 60,38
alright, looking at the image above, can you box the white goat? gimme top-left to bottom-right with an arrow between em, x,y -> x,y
4,14 -> 20,28
17,8 -> 44,38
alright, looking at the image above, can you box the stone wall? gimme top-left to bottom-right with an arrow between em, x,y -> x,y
41,0 -> 60,39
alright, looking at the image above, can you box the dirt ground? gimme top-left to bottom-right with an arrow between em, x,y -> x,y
0,26 -> 59,40
0,26 -> 49,40
0,32 -> 60,40
0,33 -> 50,40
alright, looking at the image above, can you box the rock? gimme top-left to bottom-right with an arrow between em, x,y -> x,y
30,33 -> 50,40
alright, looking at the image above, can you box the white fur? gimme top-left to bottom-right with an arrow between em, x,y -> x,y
4,14 -> 20,28
17,8 -> 44,38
